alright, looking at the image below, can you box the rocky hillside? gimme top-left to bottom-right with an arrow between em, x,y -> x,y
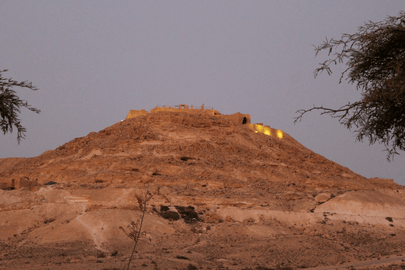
1,111 -> 370,189
1,111 -> 405,269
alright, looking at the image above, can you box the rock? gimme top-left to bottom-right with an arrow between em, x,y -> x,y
314,193 -> 332,203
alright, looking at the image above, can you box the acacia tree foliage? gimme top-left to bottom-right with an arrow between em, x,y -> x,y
0,69 -> 40,143
295,12 -> 405,160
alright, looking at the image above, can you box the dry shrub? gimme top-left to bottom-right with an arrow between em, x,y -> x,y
119,189 -> 154,270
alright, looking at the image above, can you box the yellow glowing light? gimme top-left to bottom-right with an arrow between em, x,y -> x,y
249,122 -> 281,138
255,124 -> 264,132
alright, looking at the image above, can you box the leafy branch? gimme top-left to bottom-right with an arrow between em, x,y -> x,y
0,69 -> 40,143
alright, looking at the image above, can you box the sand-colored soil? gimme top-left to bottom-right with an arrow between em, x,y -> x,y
1,111 -> 405,269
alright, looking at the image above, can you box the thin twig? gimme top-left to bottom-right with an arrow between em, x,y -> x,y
122,189 -> 154,270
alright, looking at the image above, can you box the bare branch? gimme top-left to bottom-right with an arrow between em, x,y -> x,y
122,189 -> 154,270
296,11 -> 405,160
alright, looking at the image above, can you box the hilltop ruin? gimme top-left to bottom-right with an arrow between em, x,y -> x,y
126,104 -> 250,125
126,104 -> 283,138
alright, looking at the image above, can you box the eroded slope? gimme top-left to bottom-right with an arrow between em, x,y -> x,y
1,111 -> 405,269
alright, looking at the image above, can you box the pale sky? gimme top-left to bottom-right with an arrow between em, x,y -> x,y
1,1 -> 404,185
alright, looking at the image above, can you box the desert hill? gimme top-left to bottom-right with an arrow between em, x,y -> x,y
0,111 -> 371,190
1,110 -> 405,269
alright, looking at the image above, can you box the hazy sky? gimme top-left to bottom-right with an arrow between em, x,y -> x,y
1,1 -> 404,185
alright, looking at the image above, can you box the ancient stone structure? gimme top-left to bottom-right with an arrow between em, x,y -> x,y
150,104 -> 221,116
0,176 -> 39,191
125,109 -> 148,119
125,104 -> 285,138
249,123 -> 283,139
126,104 -> 251,126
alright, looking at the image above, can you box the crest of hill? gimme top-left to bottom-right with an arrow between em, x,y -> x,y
0,110 -> 398,193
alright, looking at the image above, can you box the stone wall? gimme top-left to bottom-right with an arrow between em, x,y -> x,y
221,112 -> 251,125
249,123 -> 284,139
18,177 -> 39,191
125,105 -> 287,137
126,104 -> 221,120
0,177 -> 39,191
150,104 -> 220,116
125,109 -> 148,120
